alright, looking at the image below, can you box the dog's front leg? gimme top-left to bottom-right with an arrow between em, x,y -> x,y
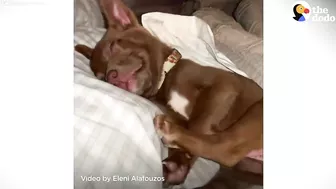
154,115 -> 222,162
154,101 -> 262,168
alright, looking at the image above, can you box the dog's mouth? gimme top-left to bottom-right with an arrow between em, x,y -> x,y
106,64 -> 143,92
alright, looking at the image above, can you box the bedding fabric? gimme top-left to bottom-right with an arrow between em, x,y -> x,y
74,2 -> 249,189
193,7 -> 263,88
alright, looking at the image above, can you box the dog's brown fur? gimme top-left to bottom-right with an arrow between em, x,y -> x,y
75,0 -> 263,186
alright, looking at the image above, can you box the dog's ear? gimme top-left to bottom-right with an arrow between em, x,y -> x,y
99,0 -> 140,30
75,44 -> 93,60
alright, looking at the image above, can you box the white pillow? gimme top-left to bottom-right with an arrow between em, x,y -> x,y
75,0 -> 105,28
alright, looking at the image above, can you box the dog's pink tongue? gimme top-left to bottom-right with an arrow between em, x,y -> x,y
246,149 -> 263,161
115,82 -> 128,90
108,80 -> 128,91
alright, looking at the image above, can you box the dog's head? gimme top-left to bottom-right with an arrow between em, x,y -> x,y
75,0 -> 173,97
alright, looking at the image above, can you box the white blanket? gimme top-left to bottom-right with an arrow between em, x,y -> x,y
74,2 -> 249,189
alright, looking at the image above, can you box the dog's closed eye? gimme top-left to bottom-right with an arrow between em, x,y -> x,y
110,42 -> 116,52
109,41 -> 123,54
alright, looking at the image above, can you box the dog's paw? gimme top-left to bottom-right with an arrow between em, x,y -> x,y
154,115 -> 180,147
162,160 -> 190,185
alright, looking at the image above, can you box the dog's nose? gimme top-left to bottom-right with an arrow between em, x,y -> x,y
107,69 -> 118,78
106,69 -> 119,84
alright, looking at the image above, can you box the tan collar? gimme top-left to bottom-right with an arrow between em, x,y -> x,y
158,49 -> 182,89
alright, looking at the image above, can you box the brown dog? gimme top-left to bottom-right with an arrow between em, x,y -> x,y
75,0 -> 263,186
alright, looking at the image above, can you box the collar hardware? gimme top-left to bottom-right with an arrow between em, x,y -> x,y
157,49 -> 182,89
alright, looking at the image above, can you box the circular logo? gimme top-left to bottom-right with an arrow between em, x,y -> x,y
292,1 -> 312,21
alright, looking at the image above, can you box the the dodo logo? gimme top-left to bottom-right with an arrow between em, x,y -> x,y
293,1 -> 311,22
293,1 -> 335,22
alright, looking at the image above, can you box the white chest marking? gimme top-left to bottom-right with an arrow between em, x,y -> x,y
167,90 -> 190,119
